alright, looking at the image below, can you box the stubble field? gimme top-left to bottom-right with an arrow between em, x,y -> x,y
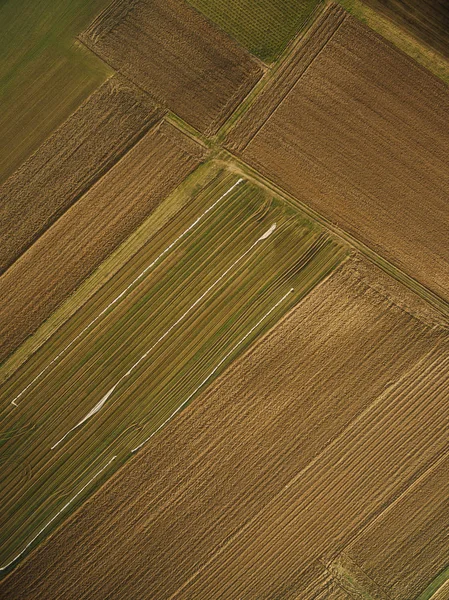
0,120 -> 205,363
1,256 -> 446,598
227,3 -> 449,304
0,170 -> 346,574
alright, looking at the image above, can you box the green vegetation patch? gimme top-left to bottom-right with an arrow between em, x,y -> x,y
187,0 -> 323,62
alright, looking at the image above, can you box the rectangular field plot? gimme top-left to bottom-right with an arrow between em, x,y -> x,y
80,0 -> 262,135
2,256 -> 447,597
0,75 -> 163,273
186,0 -> 323,63
0,120 -> 204,364
0,171 -> 346,573
227,3 -> 449,304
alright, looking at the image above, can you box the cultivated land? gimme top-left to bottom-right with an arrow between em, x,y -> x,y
341,451 -> 449,599
227,3 -> 449,304
0,171 -> 346,574
0,75 -> 164,273
361,0 -> 449,57
186,0 -> 323,62
1,256 -> 447,598
0,121 -> 205,363
0,0 -> 112,184
80,0 -> 262,136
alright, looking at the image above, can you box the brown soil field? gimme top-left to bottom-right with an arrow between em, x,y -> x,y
1,256 -> 447,599
361,0 -> 449,57
80,0 -> 262,136
0,121 -> 206,364
0,76 -> 163,274
227,4 -> 449,304
342,451 -> 449,599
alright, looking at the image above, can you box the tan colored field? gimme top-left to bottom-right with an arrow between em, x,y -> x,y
1,256 -> 447,598
80,0 -> 262,135
341,451 -> 449,599
0,75 -> 163,274
227,4 -> 449,303
0,121 -> 206,363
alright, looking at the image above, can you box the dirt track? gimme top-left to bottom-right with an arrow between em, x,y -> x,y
80,0 -> 262,135
0,121 -> 205,363
1,257 -> 446,599
0,76 -> 163,274
227,5 -> 449,303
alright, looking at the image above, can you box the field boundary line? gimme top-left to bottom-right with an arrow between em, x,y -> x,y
0,455 -> 117,572
131,287 -> 294,453
11,179 -> 244,407
335,447 -> 449,557
167,341 -> 448,599
51,221 -> 276,448
220,152 -> 449,321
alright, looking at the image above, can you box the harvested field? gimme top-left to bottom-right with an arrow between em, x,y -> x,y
0,76 -> 163,273
0,121 -> 205,363
227,3 -> 449,303
1,256 -> 447,597
186,0 -> 323,62
80,0 -> 262,135
361,0 -> 449,57
341,450 -> 449,599
0,170 -> 345,573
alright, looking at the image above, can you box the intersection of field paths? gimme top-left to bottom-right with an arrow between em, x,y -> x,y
0,75 -> 164,274
226,2 -> 449,305
0,170 -> 345,574
80,0 -> 262,135
1,254 -> 447,598
0,120 -> 205,364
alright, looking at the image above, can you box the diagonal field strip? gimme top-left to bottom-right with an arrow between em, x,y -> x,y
51,222 -> 276,449
11,179 -> 244,407
0,455 -> 117,572
131,287 -> 294,453
0,170 -> 346,571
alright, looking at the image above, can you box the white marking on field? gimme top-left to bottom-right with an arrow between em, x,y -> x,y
51,223 -> 276,449
0,455 -> 116,572
131,288 -> 294,453
11,179 -> 244,407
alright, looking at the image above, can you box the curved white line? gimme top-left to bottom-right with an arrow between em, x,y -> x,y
51,222 -> 276,448
0,455 -> 117,572
12,179 -> 244,407
131,288 -> 294,453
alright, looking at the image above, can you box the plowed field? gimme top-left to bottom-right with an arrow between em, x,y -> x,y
0,76 -> 163,273
80,0 -> 262,135
227,3 -> 449,303
0,121 -> 205,363
1,257 -> 446,598
0,170 -> 345,574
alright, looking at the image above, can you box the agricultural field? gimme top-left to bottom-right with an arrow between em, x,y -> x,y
1,256 -> 447,597
0,75 -> 164,273
0,121 -> 205,363
0,170 -> 346,574
341,451 -> 449,599
360,0 -> 449,58
227,3 -> 449,305
1,0 -> 449,596
80,0 -> 263,135
0,0 -> 113,184
186,0 -> 323,62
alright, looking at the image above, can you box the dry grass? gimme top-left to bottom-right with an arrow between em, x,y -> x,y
227,4 -> 449,304
0,121 -> 206,363
80,0 -> 262,135
0,75 -> 163,273
1,256 -> 446,597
